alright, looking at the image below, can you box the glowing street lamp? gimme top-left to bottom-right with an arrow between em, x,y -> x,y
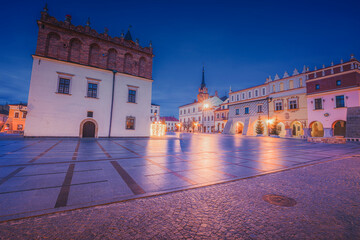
177,123 -> 181,132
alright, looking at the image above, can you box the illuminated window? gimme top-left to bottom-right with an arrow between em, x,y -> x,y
126,116 -> 135,130
272,85 -> 276,92
315,84 -> 320,90
336,80 -> 341,86
314,98 -> 322,110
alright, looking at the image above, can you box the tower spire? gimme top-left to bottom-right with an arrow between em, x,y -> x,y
201,66 -> 206,89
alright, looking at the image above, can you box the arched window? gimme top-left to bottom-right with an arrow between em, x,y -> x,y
68,38 -> 82,63
107,48 -> 117,69
138,57 -> 146,77
88,44 -> 100,66
124,53 -> 133,74
45,32 -> 61,58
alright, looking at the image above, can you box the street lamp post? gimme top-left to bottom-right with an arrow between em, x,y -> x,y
267,97 -> 273,136
202,103 -> 209,133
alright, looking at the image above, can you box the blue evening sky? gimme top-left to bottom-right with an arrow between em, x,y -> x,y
0,0 -> 359,117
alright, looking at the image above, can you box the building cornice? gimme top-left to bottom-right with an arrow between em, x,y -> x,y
306,86 -> 360,97
306,69 -> 360,83
33,55 -> 154,82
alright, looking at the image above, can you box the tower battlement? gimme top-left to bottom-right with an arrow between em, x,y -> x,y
35,5 -> 153,79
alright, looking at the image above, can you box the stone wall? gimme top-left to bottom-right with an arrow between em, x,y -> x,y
346,106 -> 360,138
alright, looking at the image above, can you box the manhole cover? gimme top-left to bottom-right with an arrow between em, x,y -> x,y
262,194 -> 297,207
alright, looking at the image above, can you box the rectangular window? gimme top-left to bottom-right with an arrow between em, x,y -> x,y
87,83 -> 98,98
314,98 -> 322,110
17,124 -> 23,130
289,80 -> 294,89
336,80 -> 341,86
289,99 -> 298,109
126,116 -> 135,130
58,78 -> 70,94
235,109 -> 239,115
245,107 -> 249,114
255,90 -> 258,97
14,112 -> 19,118
257,105 -> 262,113
275,102 -> 283,111
280,83 -> 284,91
128,89 -> 136,103
315,84 -> 320,90
336,95 -> 345,108
87,111 -> 93,118
22,112 -> 27,118
262,88 -> 266,95
248,92 -> 251,98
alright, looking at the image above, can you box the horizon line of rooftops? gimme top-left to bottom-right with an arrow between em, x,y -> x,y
179,54 -> 359,108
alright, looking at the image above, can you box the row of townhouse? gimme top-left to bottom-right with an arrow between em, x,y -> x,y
224,55 -> 360,140
178,67 -> 228,133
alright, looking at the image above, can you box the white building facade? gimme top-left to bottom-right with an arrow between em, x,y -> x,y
25,8 -> 154,138
150,104 -> 160,122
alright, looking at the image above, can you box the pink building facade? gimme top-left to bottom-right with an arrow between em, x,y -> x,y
306,56 -> 360,138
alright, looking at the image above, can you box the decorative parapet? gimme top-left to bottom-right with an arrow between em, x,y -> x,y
39,9 -> 152,55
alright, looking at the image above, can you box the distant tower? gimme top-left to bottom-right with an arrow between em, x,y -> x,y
197,66 -> 209,102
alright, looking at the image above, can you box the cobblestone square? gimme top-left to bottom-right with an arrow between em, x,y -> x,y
0,134 -> 359,239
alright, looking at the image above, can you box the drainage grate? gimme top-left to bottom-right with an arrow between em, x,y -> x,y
262,194 -> 297,207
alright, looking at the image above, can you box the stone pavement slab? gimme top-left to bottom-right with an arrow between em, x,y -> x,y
0,156 -> 359,239
0,134 -> 359,222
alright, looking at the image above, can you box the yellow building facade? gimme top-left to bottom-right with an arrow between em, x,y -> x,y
1,104 -> 27,134
268,71 -> 308,137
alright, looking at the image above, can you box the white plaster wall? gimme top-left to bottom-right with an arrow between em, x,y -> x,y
25,56 -> 152,137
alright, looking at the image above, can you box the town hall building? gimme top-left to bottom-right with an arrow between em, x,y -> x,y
25,6 -> 154,138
